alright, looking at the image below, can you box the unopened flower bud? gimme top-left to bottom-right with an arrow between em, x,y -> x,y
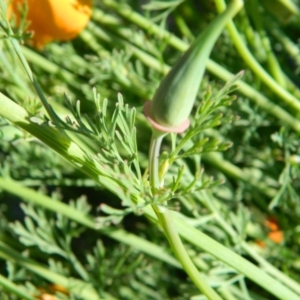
146,0 -> 243,131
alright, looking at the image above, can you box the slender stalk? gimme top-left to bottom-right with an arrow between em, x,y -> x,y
149,131 -> 222,299
153,205 -> 223,300
174,13 -> 194,41
270,26 -> 300,67
148,133 -> 165,192
266,24 -> 300,98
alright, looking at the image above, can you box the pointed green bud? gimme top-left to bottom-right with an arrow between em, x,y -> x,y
148,0 -> 243,130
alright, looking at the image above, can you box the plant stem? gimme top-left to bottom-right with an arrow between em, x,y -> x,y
149,131 -> 222,299
153,205 -> 223,300
219,286 -> 238,300
148,133 -> 165,192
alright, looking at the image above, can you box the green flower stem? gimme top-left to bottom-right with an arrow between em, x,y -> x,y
267,25 -> 300,99
0,274 -> 36,300
152,205 -> 223,300
92,6 -> 300,132
214,0 -> 300,112
19,178 -> 96,187
149,133 -> 165,192
149,132 -> 222,299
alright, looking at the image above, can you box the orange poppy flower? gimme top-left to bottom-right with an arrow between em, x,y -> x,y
268,230 -> 284,244
264,216 -> 284,244
9,0 -> 92,48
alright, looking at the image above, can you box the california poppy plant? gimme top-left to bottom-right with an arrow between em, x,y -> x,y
9,0 -> 92,48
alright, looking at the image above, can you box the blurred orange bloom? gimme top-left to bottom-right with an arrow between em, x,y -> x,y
264,216 -> 284,243
268,230 -> 284,244
9,0 -> 92,48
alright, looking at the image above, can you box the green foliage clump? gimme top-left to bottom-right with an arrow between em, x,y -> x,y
0,0 -> 300,299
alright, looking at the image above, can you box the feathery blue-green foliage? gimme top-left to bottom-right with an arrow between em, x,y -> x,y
0,0 -> 300,299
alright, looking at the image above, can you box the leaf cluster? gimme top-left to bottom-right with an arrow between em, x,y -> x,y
0,0 -> 300,299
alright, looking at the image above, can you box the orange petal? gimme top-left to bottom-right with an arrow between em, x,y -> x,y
9,0 -> 92,48
264,216 -> 280,231
268,230 -> 284,243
